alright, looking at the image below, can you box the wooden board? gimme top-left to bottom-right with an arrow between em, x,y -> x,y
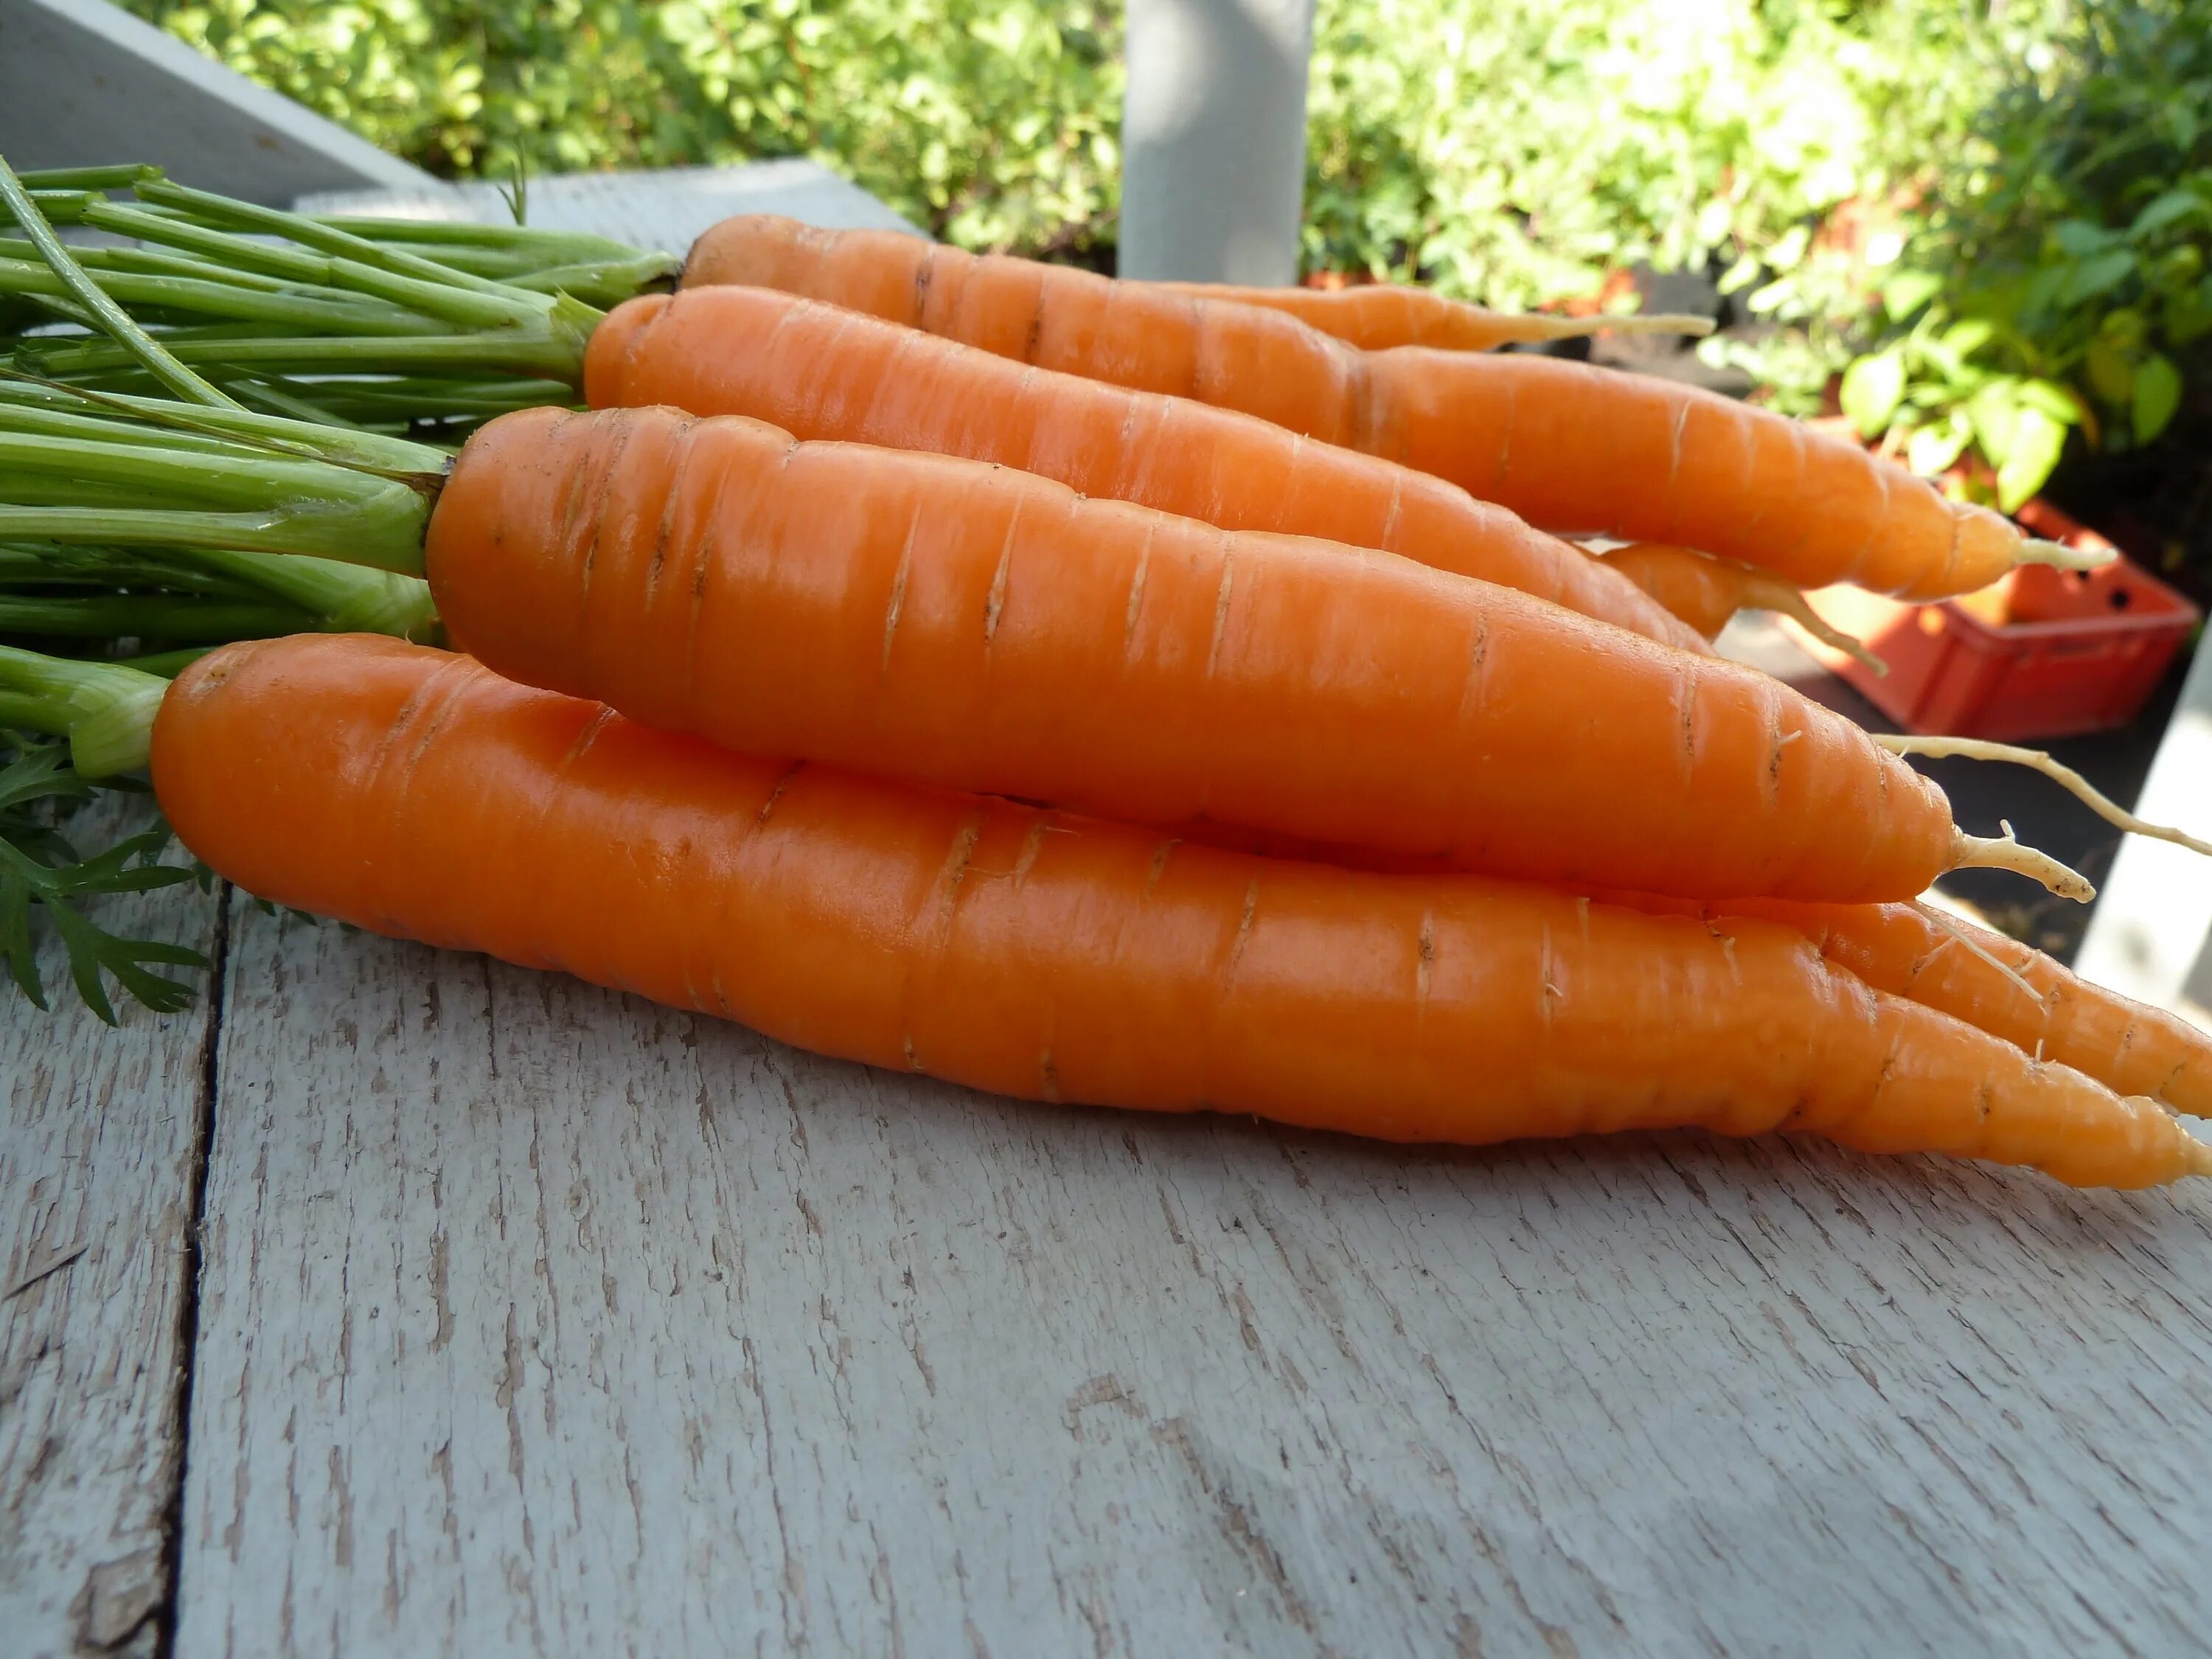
1,799 -> 223,1659
175,902 -> 2212,1656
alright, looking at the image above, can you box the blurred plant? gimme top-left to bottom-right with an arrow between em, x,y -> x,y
129,0 -> 2056,290
1300,0 -> 2059,310
124,0 -> 1121,256
1779,0 -> 2212,515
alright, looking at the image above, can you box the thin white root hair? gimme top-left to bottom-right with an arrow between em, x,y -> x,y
1742,574 -> 1890,676
1875,734 -> 2212,860
2017,535 -> 2116,572
1909,898 -> 2042,1006
1949,824 -> 2096,901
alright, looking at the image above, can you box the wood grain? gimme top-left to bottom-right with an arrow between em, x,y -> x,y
1,799 -> 222,1659
177,904 -> 2212,1658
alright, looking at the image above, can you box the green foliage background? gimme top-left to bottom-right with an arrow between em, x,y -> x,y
125,0 -> 2040,292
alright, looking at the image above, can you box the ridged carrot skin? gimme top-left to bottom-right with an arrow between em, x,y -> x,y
1138,280 -> 1660,352
1756,899 -> 2212,1118
1157,826 -> 2212,1116
681,216 -> 2023,600
428,404 -> 1956,903
150,634 -> 2210,1187
581,289 -> 1706,652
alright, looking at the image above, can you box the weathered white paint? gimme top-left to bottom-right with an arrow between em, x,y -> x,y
1120,0 -> 1316,284
2077,639 -> 2212,1030
0,801 -> 221,1659
0,0 -> 434,203
175,900 -> 2212,1658
297,160 -> 924,254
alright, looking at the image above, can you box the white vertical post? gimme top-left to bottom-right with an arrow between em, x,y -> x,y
2075,641 -> 2212,1030
1119,0 -> 1316,285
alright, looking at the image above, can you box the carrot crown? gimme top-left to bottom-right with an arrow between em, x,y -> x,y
0,379 -> 448,576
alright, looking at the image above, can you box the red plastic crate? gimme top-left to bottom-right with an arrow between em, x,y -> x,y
1784,502 -> 2201,742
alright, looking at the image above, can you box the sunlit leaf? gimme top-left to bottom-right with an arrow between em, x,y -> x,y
2134,352 -> 2183,443
1995,407 -> 2069,514
1840,349 -> 1907,437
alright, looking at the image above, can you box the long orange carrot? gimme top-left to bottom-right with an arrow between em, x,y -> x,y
1139,280 -> 1714,352
15,397 -> 2079,905
681,217 -> 2088,601
141,633 -> 2206,1188
582,288 -> 1708,653
1148,821 -> 2212,1117
1599,542 -> 1888,672
1590,889 -> 2212,1118
427,403 -> 2012,905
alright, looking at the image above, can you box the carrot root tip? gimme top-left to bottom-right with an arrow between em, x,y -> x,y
1948,827 -> 2096,902
2018,536 -> 2117,572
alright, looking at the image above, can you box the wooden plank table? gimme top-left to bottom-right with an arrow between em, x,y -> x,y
8,177 -> 2212,1658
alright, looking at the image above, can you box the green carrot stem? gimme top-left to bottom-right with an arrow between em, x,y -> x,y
78,199 -> 559,332
22,321 -> 594,385
0,542 -> 265,597
114,646 -> 214,678
0,380 -> 448,473
0,256 -> 451,335
0,429 -> 410,517
0,237 -> 296,293
0,592 -> 313,639
0,644 -> 166,775
313,214 -> 649,266
138,180 -> 546,303
507,253 -> 681,307
0,156 -> 239,409
17,165 -> 161,192
0,501 -> 428,573
172,548 -> 440,639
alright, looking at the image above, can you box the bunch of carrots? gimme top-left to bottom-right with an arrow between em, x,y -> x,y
4,158 -> 2211,1191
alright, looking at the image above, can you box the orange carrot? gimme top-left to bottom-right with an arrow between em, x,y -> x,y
23,397 -> 2078,905
1585,888 -> 2212,1118
681,217 -> 2090,601
1599,542 -> 1888,672
1768,899 -> 2212,1118
144,633 -> 2208,1188
581,288 -> 1706,651
427,403 -> 2002,905
1138,280 -> 1714,352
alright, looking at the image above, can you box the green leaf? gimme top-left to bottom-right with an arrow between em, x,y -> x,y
2053,220 -> 2123,257
1908,421 -> 1970,477
1882,270 -> 1944,321
0,737 -> 206,1022
2131,188 -> 2205,240
1968,381 -> 2023,468
2134,352 -> 2183,443
2084,338 -> 2137,408
1840,349 -> 1907,438
2017,378 -> 2085,424
1940,318 -> 1997,359
2066,248 -> 2138,305
1996,407 -> 2069,514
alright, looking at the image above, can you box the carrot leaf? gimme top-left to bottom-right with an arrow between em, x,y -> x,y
0,737 -> 206,1022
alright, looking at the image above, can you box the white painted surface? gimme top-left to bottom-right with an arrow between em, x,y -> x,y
1120,0 -> 1315,284
297,159 -> 923,256
0,0 -> 434,203
2078,639 -> 2212,1030
172,901 -> 2212,1658
0,801 -> 221,1659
